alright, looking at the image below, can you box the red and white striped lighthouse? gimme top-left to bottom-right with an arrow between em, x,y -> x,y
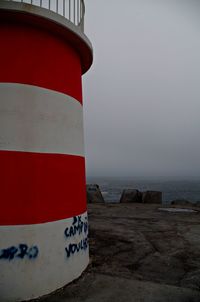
0,0 -> 93,300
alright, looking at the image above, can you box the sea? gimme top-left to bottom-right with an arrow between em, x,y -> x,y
86,177 -> 200,204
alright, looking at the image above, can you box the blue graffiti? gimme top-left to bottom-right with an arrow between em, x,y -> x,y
64,215 -> 89,258
65,237 -> 88,258
0,244 -> 39,261
64,215 -> 88,238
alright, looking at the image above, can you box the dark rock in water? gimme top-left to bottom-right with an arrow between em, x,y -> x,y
171,199 -> 190,205
87,184 -> 105,203
142,191 -> 162,204
171,199 -> 192,206
120,189 -> 142,203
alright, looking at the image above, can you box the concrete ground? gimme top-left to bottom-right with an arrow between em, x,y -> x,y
35,203 -> 200,302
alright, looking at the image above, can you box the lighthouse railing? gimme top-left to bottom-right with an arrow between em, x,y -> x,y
4,0 -> 85,31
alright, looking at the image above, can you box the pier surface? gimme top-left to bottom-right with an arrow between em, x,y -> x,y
37,203 -> 200,302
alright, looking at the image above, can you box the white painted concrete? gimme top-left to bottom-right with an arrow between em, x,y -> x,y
0,211 -> 89,301
0,83 -> 84,156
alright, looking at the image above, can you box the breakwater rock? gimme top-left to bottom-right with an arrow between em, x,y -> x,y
120,189 -> 162,204
120,189 -> 141,203
87,184 -> 105,203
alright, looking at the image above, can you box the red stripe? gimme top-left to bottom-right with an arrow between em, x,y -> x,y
0,22 -> 82,103
0,151 -> 87,225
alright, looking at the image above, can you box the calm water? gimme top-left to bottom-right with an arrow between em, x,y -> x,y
87,177 -> 200,204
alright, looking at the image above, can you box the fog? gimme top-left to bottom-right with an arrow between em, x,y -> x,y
83,0 -> 200,179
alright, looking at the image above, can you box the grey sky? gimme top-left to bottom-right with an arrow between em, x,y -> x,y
82,0 -> 200,179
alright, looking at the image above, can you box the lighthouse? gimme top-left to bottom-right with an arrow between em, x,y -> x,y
0,0 -> 93,300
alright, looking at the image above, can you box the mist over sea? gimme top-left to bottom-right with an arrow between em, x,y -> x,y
86,177 -> 200,204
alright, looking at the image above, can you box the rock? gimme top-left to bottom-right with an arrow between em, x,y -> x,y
120,189 -> 142,203
142,191 -> 162,204
87,184 -> 105,203
171,199 -> 192,206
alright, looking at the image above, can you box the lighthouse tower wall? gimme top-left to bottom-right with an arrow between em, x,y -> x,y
0,2 -> 93,301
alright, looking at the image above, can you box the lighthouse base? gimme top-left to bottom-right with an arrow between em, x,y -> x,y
0,212 -> 89,302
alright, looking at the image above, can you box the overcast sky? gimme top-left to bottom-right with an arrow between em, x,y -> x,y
82,0 -> 200,179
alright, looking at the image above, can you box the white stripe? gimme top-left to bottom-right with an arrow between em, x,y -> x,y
0,83 -> 84,156
0,212 -> 89,301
